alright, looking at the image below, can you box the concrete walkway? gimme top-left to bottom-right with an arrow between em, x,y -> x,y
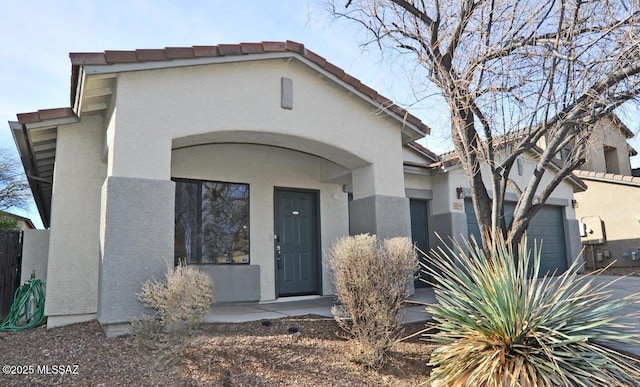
204,275 -> 640,355
204,287 -> 438,324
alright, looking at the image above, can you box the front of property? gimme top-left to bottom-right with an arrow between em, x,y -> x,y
10,41 -> 583,334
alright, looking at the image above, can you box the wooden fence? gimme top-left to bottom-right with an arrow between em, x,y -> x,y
0,231 -> 22,321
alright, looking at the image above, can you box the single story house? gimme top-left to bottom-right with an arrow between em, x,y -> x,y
10,41 -> 583,335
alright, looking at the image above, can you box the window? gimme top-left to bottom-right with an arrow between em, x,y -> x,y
604,145 -> 620,174
174,179 -> 249,264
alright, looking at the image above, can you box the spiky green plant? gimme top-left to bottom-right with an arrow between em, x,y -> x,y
422,235 -> 640,386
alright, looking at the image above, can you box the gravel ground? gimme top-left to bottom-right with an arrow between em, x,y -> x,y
0,315 -> 433,386
1,268 -> 636,385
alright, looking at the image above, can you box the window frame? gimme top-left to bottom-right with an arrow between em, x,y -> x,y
173,177 -> 250,265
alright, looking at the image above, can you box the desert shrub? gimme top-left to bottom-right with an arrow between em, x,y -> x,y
136,262 -> 214,335
422,234 -> 640,386
329,234 -> 418,369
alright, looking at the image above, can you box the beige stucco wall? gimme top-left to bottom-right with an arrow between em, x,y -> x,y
45,115 -> 107,327
108,58 -> 406,199
404,172 -> 432,191
20,229 -> 50,283
171,143 -> 349,300
421,153 -> 579,259
574,179 -> 640,267
443,154 -> 576,216
402,146 -> 429,164
44,55 -> 413,326
581,118 -> 632,175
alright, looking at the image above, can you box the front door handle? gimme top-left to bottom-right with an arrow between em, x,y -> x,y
276,245 -> 282,269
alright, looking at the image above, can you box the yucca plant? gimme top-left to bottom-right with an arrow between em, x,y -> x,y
421,234 -> 640,386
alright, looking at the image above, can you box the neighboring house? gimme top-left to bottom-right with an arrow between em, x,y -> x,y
9,41 -> 582,335
403,142 -> 585,281
573,115 -> 640,268
0,211 -> 35,231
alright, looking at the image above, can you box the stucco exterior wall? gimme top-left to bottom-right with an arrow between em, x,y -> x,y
404,172 -> 432,191
20,229 -> 50,283
581,119 -> 632,175
574,179 -> 640,267
171,143 -> 349,301
418,152 -> 580,264
45,115 -> 107,327
110,59 -> 406,198
43,55 -> 414,329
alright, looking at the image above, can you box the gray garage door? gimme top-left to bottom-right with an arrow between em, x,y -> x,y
465,201 -> 568,276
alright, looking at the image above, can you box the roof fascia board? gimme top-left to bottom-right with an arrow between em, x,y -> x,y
403,164 -> 433,175
293,56 -> 426,141
73,68 -> 86,114
81,52 -> 295,75
22,116 -> 78,130
79,52 -> 426,141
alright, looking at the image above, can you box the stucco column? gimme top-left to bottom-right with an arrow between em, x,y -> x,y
428,173 -> 468,249
564,217 -> 584,272
97,176 -> 175,335
349,164 -> 411,240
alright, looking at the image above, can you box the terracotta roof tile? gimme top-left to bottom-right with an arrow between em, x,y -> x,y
66,41 -> 431,135
69,53 -> 108,65
574,169 -> 640,186
38,108 -> 75,121
165,47 -> 195,59
261,41 -> 287,52
304,50 -> 327,67
135,49 -> 167,61
240,43 -> 264,54
407,141 -> 440,162
193,46 -> 220,57
284,40 -> 305,54
217,44 -> 243,56
354,82 -> 378,99
16,112 -> 41,124
17,108 -> 76,125
323,61 -> 347,80
104,50 -> 139,63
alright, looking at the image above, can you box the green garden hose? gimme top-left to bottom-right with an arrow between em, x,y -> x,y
0,279 -> 46,332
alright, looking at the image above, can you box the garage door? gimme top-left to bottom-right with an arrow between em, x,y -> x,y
465,201 -> 568,276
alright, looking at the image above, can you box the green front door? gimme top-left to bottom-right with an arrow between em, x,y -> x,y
274,189 -> 320,296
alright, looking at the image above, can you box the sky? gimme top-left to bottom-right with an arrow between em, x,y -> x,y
0,0 -> 638,228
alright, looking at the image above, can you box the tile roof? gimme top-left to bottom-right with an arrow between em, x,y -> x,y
407,141 -> 440,162
66,40 -> 430,135
573,169 -> 640,186
17,108 -> 76,125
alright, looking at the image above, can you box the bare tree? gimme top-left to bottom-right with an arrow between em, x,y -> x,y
0,148 -> 30,211
330,0 -> 640,251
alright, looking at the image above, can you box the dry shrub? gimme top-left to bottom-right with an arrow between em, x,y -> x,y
133,262 -> 214,348
329,234 -> 418,369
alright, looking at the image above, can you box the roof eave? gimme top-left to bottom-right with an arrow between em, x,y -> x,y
70,44 -> 430,140
10,121 -> 51,228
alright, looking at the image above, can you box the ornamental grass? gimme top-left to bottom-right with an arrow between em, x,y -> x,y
421,234 -> 640,386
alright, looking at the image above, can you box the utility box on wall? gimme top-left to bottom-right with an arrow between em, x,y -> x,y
580,216 -> 607,245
